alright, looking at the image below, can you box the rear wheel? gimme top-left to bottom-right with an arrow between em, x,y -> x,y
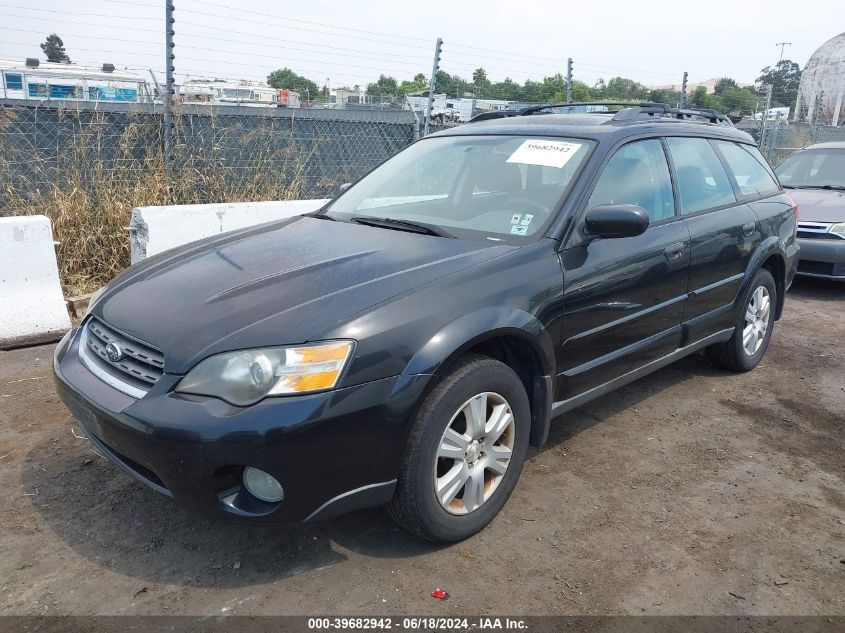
386,354 -> 530,542
706,268 -> 776,371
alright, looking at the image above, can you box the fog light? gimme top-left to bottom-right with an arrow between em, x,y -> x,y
242,467 -> 284,502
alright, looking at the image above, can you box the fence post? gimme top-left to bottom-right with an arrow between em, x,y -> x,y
164,0 -> 175,196
759,84 -> 773,153
767,112 -> 782,164
424,37 -> 442,137
566,58 -> 573,103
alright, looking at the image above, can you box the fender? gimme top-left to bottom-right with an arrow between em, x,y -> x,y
740,236 -> 788,320
400,306 -> 556,447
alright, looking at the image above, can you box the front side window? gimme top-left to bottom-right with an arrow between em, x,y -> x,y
714,141 -> 780,199
666,137 -> 737,214
775,149 -> 845,189
587,139 -> 675,222
327,135 -> 593,242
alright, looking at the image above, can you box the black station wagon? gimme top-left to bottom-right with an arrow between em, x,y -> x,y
54,103 -> 799,542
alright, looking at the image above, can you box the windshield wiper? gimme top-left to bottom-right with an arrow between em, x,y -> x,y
784,184 -> 845,191
349,216 -> 454,238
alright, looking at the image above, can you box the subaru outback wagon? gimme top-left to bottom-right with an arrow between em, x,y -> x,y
54,103 -> 799,542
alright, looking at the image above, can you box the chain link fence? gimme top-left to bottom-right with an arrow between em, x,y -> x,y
738,118 -> 845,166
2,96 -> 842,290
0,99 -> 435,289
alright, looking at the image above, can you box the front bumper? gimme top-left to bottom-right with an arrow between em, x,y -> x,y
796,237 -> 845,281
53,328 -> 431,524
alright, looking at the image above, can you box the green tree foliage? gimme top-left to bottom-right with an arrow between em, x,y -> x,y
757,60 -> 801,107
714,77 -> 737,95
266,68 -> 320,98
40,34 -> 70,64
366,74 -> 398,96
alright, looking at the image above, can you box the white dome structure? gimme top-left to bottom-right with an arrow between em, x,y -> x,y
795,32 -> 845,125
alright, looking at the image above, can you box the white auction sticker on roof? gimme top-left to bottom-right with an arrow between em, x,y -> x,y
506,139 -> 583,169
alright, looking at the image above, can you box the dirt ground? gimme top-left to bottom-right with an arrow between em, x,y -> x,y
0,277 -> 842,617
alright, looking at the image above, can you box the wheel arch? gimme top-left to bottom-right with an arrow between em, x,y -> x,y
400,307 -> 556,448
743,237 -> 787,320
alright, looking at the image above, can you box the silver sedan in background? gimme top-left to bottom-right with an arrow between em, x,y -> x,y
775,141 -> 845,281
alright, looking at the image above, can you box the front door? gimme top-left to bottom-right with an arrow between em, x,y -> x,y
556,138 -> 690,401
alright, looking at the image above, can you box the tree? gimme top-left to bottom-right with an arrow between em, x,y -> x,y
714,77 -> 737,95
472,67 -> 488,95
757,60 -> 801,107
266,68 -> 320,98
366,74 -> 398,97
413,73 -> 427,84
41,34 -> 70,64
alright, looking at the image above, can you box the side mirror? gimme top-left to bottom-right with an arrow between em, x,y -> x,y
584,205 -> 649,239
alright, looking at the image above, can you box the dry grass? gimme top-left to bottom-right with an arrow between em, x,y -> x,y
0,105 -> 321,293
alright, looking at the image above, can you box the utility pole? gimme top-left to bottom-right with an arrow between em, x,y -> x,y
424,38 -> 442,137
679,71 -> 688,109
566,58 -> 573,103
164,0 -> 175,191
775,42 -> 791,62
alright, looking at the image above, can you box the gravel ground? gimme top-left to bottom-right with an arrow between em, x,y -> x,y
0,277 -> 842,617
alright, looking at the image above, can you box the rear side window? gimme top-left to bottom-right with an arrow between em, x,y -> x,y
714,141 -> 780,198
666,137 -> 736,214
587,139 -> 675,222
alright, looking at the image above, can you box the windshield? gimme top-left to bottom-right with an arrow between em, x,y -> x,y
775,149 -> 845,189
326,135 -> 594,242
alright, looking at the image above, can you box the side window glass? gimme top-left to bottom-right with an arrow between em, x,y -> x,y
713,141 -> 780,198
587,139 -> 675,223
666,137 -> 736,214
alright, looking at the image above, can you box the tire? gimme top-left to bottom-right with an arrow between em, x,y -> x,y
386,354 -> 530,542
706,268 -> 777,372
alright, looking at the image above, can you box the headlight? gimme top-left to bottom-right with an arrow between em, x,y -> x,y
176,341 -> 355,406
830,222 -> 845,239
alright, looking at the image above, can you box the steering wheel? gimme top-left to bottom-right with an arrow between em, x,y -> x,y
505,197 -> 551,216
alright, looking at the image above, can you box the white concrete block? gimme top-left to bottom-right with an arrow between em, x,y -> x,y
0,215 -> 71,349
130,199 -> 329,263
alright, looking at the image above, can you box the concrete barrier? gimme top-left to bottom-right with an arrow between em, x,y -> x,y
0,215 -> 71,349
129,199 -> 329,263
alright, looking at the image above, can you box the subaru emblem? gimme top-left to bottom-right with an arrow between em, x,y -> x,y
105,342 -> 124,363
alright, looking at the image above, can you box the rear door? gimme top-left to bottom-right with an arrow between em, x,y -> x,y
557,138 -> 690,400
665,137 -> 761,343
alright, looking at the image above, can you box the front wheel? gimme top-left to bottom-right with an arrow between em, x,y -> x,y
386,354 -> 530,542
706,268 -> 777,372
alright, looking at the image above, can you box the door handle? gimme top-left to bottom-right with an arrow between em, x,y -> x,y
664,242 -> 685,262
742,221 -> 756,237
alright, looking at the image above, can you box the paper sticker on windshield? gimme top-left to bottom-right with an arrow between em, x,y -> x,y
510,225 -> 528,236
511,213 -> 522,225
521,214 -> 534,226
507,139 -> 583,169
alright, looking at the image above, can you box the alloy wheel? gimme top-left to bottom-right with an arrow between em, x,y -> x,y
742,285 -> 771,356
434,391 -> 515,515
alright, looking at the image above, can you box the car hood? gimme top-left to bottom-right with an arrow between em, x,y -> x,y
788,188 -> 845,223
94,216 -> 509,374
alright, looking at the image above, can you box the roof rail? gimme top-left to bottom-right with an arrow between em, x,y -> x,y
611,103 -> 735,126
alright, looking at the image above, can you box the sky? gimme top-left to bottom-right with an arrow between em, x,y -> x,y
0,0 -> 842,91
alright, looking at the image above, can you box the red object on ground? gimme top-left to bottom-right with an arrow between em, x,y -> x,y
431,589 -> 448,599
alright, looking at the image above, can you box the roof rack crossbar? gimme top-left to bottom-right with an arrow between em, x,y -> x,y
518,101 -> 655,115
611,103 -> 734,126
466,101 -> 735,127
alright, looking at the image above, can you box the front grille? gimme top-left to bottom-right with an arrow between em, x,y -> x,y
797,222 -> 843,240
797,231 -> 841,240
81,317 -> 164,394
797,259 -> 835,276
